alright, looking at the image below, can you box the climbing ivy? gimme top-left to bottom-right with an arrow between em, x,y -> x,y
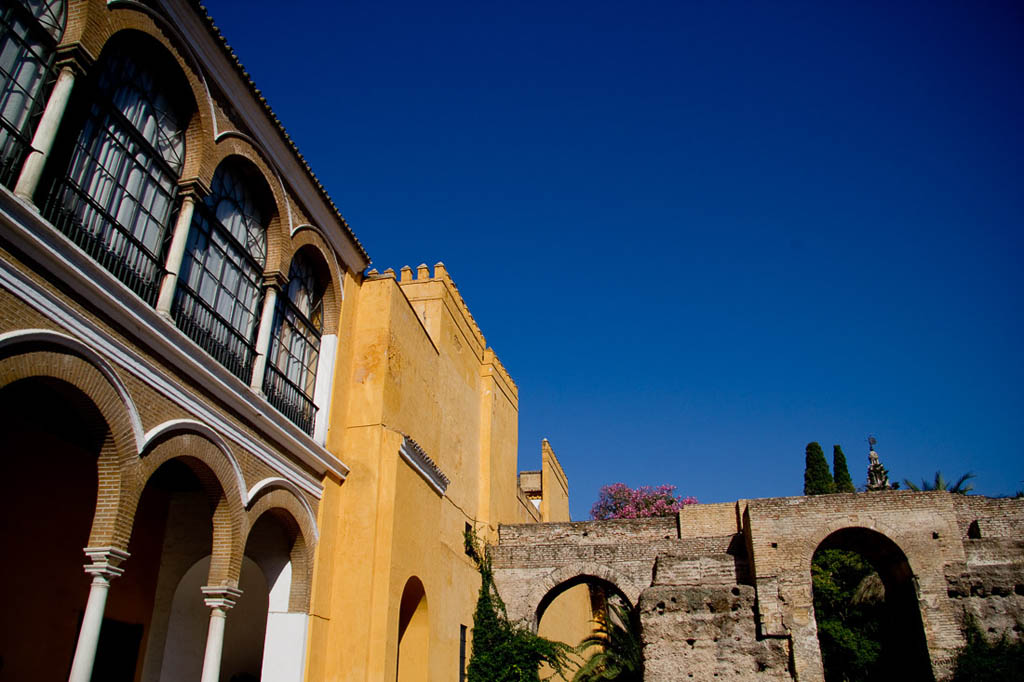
950,614 -> 1024,681
464,527 -> 574,682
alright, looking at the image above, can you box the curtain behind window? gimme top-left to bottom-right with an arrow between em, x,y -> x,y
0,0 -> 65,183
176,160 -> 268,375
66,47 -> 185,264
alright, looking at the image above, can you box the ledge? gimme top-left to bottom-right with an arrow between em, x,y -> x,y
398,433 -> 450,496
0,187 -> 349,496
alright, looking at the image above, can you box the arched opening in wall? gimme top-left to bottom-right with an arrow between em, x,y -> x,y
397,576 -> 429,682
811,527 -> 933,682
129,457 -> 223,682
263,245 -> 329,433
173,155 -> 273,383
536,577 -> 643,681
0,376 -> 104,681
40,30 -> 196,305
227,508 -> 307,682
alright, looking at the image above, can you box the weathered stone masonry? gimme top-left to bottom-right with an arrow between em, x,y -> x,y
491,491 -> 1024,681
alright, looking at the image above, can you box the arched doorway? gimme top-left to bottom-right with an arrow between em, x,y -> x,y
397,576 -> 429,682
240,509 -> 308,682
536,576 -> 643,680
811,527 -> 933,682
0,376 -> 105,680
132,456 -> 228,682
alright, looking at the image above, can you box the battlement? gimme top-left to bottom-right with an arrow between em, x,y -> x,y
367,262 -> 517,397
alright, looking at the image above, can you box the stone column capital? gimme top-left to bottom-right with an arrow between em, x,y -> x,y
202,585 -> 243,611
82,546 -> 130,582
262,271 -> 288,290
177,177 -> 211,201
55,43 -> 95,76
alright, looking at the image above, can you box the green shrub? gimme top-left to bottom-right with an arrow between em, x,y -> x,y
950,616 -> 1024,682
465,527 -> 573,682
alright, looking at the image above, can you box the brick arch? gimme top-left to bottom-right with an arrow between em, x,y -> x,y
201,146 -> 289,276
792,521 -> 937,682
246,478 -> 319,542
142,419 -> 247,508
133,431 -> 247,586
525,562 -> 644,631
59,13 -> 213,182
245,486 -> 317,613
0,331 -> 141,550
282,230 -> 343,335
798,517 -> 919,577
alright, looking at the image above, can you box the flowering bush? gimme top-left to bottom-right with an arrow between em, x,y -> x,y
590,483 -> 697,520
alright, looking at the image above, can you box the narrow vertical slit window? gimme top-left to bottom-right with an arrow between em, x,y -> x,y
0,0 -> 66,186
459,624 -> 467,682
263,248 -> 323,434
173,159 -> 268,382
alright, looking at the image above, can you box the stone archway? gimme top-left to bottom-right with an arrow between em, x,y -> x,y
521,562 -> 644,632
811,527 -> 933,682
0,375 -> 111,680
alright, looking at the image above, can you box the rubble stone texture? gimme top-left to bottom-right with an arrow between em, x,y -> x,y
491,492 -> 1024,681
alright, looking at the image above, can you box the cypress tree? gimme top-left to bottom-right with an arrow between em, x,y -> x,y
832,445 -> 856,493
804,442 -> 835,495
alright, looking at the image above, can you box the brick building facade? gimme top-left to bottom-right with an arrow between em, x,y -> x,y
0,1 -> 577,680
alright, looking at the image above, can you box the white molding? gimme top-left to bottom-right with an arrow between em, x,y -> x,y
143,419 -> 248,509
0,190 -> 349,497
0,328 -> 145,449
398,435 -> 450,496
246,477 -> 320,543
202,585 -> 244,610
289,224 -> 345,301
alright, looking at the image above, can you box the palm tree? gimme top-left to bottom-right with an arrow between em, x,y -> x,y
902,471 -> 975,494
572,599 -> 643,682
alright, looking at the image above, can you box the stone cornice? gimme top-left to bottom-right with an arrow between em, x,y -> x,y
83,546 -> 131,582
398,433 -> 450,496
202,585 -> 243,610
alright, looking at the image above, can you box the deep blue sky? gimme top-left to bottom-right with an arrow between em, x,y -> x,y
203,0 -> 1024,519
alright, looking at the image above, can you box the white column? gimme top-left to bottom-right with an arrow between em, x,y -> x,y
250,286 -> 279,391
15,65 -> 77,201
156,194 -> 197,315
67,547 -> 130,682
311,333 -> 337,444
200,586 -> 242,682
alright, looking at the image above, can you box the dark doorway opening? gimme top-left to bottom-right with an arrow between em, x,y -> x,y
812,527 -> 933,682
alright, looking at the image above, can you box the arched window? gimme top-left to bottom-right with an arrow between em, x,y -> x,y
263,249 -> 324,434
42,38 -> 188,304
0,0 -> 66,185
173,159 -> 268,382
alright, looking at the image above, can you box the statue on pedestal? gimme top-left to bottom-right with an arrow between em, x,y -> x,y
866,435 -> 891,491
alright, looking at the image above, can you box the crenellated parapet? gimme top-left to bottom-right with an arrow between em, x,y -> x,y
368,261 -> 518,401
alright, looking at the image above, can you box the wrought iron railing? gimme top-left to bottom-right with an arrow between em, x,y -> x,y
0,117 -> 30,188
0,0 -> 60,188
42,175 -> 164,305
263,363 -> 317,435
262,296 -> 320,435
171,282 -> 257,383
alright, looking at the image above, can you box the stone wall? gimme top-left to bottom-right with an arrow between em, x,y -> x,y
944,496 -> 1024,647
492,492 -> 1024,681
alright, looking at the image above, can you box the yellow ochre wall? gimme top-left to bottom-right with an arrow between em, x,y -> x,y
306,264 -> 579,681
